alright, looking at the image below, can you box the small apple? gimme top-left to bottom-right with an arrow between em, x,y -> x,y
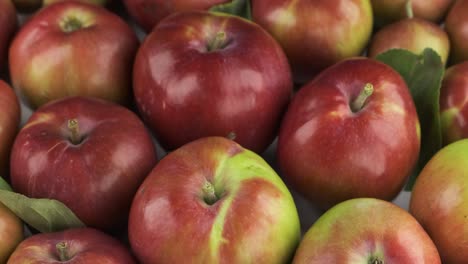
293,198 -> 441,263
9,1 -> 139,109
0,203 -> 23,264
0,80 -> 20,177
445,0 -> 468,64
7,227 -> 136,263
12,0 -> 108,13
133,11 -> 292,153
277,58 -> 420,209
0,0 -> 17,72
368,17 -> 450,65
128,136 -> 301,264
10,96 -> 158,230
251,0 -> 373,84
410,139 -> 468,264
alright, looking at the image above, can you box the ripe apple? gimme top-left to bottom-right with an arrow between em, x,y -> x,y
277,58 -> 421,209
7,227 -> 136,263
251,0 -> 373,84
410,139 -> 468,264
0,203 -> 23,264
368,18 -> 450,65
12,0 -> 108,13
293,198 -> 441,263
0,0 -> 17,72
128,137 -> 301,264
10,96 -> 158,230
445,0 -> 468,64
0,80 -> 20,177
9,1 -> 139,109
122,0 -> 230,32
133,11 -> 292,154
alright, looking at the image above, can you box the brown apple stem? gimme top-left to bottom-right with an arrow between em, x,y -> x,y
351,83 -> 374,112
56,241 -> 70,262
207,31 -> 227,52
202,180 -> 218,205
67,119 -> 81,145
405,0 -> 414,19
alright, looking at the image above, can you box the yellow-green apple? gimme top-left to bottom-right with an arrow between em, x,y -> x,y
9,97 -> 158,230
251,0 -> 373,84
133,11 -> 293,153
0,203 -> 23,263
368,18 -> 450,65
445,0 -> 468,64
7,228 -> 136,263
440,61 -> 468,145
9,1 -> 139,109
371,0 -> 454,27
128,137 -> 301,264
0,81 -> 20,177
12,0 -> 108,13
293,198 -> 441,263
122,0 -> 230,32
0,0 -> 17,72
410,139 -> 468,264
277,58 -> 421,209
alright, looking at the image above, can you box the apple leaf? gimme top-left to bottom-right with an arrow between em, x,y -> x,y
210,0 -> 252,20
376,48 -> 444,190
0,177 -> 85,233
0,176 -> 12,191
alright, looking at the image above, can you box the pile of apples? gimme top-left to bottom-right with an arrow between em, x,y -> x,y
0,0 -> 467,263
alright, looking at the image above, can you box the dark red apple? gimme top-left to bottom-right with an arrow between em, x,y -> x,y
12,0 -> 108,13
9,1 -> 139,109
445,0 -> 468,64
251,0 -> 373,84
0,0 -> 17,72
7,228 -> 136,263
129,137 -> 301,263
277,58 -> 421,209
10,96 -> 157,230
0,80 -> 20,177
133,11 -> 292,153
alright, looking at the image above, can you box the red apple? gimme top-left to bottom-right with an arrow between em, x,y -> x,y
122,0 -> 230,32
410,139 -> 468,264
10,96 -> 158,230
128,137 -> 301,264
293,198 -> 441,263
9,1 -> 139,109
251,0 -> 373,84
7,227 -> 136,263
12,0 -> 108,13
0,80 -> 20,177
0,0 -> 17,72
445,0 -> 468,64
277,58 -> 421,209
0,203 -> 23,263
368,18 -> 450,65
133,11 -> 292,153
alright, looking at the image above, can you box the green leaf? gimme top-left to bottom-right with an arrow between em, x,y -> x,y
376,48 -> 444,190
0,189 -> 85,233
0,177 -> 12,191
210,0 -> 252,20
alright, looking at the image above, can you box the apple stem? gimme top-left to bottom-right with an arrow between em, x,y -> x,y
369,259 -> 384,264
68,119 -> 81,145
56,241 -> 70,262
207,31 -> 227,52
61,16 -> 83,33
202,180 -> 218,205
351,83 -> 374,112
405,0 -> 414,19
227,131 -> 236,141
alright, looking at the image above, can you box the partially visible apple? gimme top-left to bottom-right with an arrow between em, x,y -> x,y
12,0 -> 108,13
277,58 -> 420,209
0,203 -> 23,264
293,198 -> 441,263
0,0 -> 17,72
129,137 -> 301,264
9,1 -> 139,109
251,0 -> 373,84
368,17 -> 450,65
133,11 -> 292,153
410,139 -> 468,264
7,228 -> 136,263
445,0 -> 468,64
0,80 -> 20,177
10,96 -> 158,231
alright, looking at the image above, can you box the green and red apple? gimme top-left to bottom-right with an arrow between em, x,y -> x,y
445,0 -> 468,64
12,0 -> 108,13
0,180 -> 23,264
0,0 -> 17,72
0,81 -> 20,177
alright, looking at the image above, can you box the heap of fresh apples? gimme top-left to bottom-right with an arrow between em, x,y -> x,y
0,0 -> 467,263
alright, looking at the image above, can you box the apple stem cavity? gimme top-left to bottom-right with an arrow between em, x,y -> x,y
227,131 -> 236,141
369,258 -> 384,264
207,31 -> 228,52
351,83 -> 374,112
202,180 -> 218,205
67,119 -> 82,145
60,16 -> 83,33
56,241 -> 70,262
405,0 -> 414,19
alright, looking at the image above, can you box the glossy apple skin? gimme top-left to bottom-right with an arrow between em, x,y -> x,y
0,0 -> 17,72
9,1 -> 139,109
0,81 -> 20,177
368,18 -> 450,65
12,0 -> 108,13
251,0 -> 373,84
277,58 -> 421,209
133,11 -> 292,153
0,203 -> 23,264
293,198 -> 441,263
410,139 -> 468,264
10,97 -> 158,230
7,228 -> 136,263
128,137 -> 301,264
446,0 -> 468,64
123,0 -> 230,32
